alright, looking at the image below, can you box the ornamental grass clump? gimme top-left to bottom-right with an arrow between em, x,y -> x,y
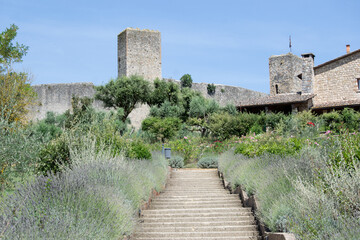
0,137 -> 168,239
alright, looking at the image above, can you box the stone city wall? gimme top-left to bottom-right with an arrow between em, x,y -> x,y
165,79 -> 268,106
313,51 -> 360,107
29,81 -> 268,128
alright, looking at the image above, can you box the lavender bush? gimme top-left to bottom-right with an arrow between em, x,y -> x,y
218,145 -> 360,239
0,137 -> 168,239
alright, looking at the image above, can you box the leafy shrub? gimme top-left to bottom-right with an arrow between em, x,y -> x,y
149,78 -> 180,106
168,137 -> 203,164
180,73 -> 193,88
321,111 -> 343,131
150,101 -> 184,118
197,156 -> 218,168
0,120 -> 42,190
207,83 -> 216,95
234,135 -> 304,157
169,156 -> 184,168
37,135 -> 70,175
142,117 -> 182,142
126,141 -> 152,160
222,103 -> 237,115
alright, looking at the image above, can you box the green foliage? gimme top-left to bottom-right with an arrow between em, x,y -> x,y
37,135 -> 71,175
0,24 -> 29,71
168,137 -> 203,165
169,156 -> 184,168
0,25 -> 35,124
321,111 -> 343,131
0,69 -> 37,124
234,134 -> 303,157
0,120 -> 42,190
180,73 -> 193,88
95,75 -> 151,121
207,83 -> 216,95
149,78 -> 180,106
328,130 -> 360,169
126,141 -> 152,160
222,103 -> 238,115
150,101 -> 184,118
142,117 -> 182,142
189,96 -> 219,118
207,112 -> 260,140
197,156 -> 218,168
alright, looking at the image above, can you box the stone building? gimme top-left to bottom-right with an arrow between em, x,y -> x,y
238,45 -> 360,113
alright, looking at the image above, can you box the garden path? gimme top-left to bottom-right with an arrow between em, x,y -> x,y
132,168 -> 260,239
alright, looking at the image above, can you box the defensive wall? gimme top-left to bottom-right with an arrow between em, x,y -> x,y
29,81 -> 268,128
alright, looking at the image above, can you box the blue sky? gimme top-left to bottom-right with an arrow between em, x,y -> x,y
1,0 -> 359,93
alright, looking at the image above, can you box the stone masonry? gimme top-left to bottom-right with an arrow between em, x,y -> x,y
28,83 -> 104,121
118,28 -> 161,81
269,52 -> 314,96
313,50 -> 360,108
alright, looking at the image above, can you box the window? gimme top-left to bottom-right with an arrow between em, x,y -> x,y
275,84 -> 279,94
358,79 -> 360,90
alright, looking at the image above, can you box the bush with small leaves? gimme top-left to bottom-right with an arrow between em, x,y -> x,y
126,141 -> 152,160
169,156 -> 184,168
197,156 -> 218,168
207,83 -> 216,95
180,74 -> 193,88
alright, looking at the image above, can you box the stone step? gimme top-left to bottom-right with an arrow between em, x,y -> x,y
154,195 -> 240,200
133,169 -> 259,239
141,216 -> 255,223
134,237 -> 260,240
137,225 -> 258,232
151,199 -> 241,203
140,220 -> 256,227
143,207 -> 251,214
142,211 -> 254,217
149,203 -> 242,209
133,231 -> 259,238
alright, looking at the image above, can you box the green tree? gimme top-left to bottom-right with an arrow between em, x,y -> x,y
0,24 -> 29,72
95,75 -> 151,121
180,74 -> 193,88
142,117 -> 182,142
0,24 -> 36,124
150,100 -> 184,118
149,78 -> 180,106
187,96 -> 219,137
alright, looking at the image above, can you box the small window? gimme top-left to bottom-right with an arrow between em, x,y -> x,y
275,84 -> 279,94
297,74 -> 303,80
358,79 -> 360,90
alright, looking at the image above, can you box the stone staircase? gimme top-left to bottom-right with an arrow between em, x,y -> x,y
132,169 -> 260,240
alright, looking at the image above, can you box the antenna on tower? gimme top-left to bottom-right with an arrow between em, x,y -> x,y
289,35 -> 292,52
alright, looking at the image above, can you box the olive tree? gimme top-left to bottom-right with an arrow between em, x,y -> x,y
95,75 -> 151,121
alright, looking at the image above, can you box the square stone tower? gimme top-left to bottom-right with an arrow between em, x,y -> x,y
118,28 -> 161,81
269,53 -> 314,96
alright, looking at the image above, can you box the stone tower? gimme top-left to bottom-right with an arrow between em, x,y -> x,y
269,53 -> 314,96
118,28 -> 161,80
